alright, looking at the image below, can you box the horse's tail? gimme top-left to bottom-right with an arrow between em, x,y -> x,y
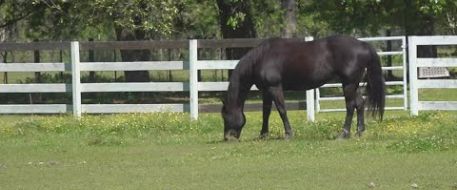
365,46 -> 385,121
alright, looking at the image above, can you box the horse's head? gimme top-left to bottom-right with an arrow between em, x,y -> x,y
221,104 -> 246,141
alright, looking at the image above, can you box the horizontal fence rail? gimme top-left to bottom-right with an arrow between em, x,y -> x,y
81,82 -> 189,92
197,38 -> 264,48
82,104 -> 188,113
0,84 -> 70,93
80,40 -> 188,50
0,63 -> 68,72
0,42 -> 70,51
0,104 -> 69,114
80,61 -> 187,71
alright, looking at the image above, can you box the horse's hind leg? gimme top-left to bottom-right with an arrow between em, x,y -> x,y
260,91 -> 273,139
355,89 -> 366,136
268,86 -> 293,139
341,84 -> 357,138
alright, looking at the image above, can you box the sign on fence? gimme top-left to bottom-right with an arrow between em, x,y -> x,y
418,67 -> 450,78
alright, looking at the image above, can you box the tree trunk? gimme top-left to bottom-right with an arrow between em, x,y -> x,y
33,39 -> 41,83
281,0 -> 297,38
1,51 -> 6,84
1,23 -> 15,84
115,26 -> 150,82
216,0 -> 256,77
415,20 -> 437,58
88,38 -> 96,82
33,39 -> 42,103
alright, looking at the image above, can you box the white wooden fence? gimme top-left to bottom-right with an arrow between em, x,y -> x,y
1,36 -> 456,119
0,61 -> 69,114
408,36 -> 457,115
0,41 -> 189,117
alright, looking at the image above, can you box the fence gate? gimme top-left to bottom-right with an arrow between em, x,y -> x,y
408,36 -> 457,115
315,36 -> 408,113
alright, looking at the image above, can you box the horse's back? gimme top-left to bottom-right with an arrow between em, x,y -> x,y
324,36 -> 374,80
248,36 -> 374,90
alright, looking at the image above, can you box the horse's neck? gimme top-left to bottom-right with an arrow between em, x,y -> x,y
226,75 -> 252,111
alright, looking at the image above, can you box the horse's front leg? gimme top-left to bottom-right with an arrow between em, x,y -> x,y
268,86 -> 293,139
260,91 -> 273,139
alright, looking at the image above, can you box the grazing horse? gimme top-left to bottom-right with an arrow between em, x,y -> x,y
221,36 -> 385,141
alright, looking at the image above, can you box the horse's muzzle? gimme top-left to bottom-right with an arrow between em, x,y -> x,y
224,129 -> 240,141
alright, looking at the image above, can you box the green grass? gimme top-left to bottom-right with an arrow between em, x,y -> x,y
1,111 -> 457,189
420,88 -> 457,101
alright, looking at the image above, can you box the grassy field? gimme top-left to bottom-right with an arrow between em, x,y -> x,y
1,111 -> 457,190
1,65 -> 457,189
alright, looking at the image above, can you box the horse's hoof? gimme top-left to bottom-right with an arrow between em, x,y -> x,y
259,132 -> 269,139
356,130 -> 364,137
338,130 -> 351,139
356,126 -> 365,137
224,136 -> 240,142
285,133 -> 293,140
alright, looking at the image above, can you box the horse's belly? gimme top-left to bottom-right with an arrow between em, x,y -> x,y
282,74 -> 331,90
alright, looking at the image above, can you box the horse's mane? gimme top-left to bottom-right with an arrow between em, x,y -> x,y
223,40 -> 271,110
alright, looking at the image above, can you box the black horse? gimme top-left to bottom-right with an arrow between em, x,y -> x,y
222,36 -> 385,141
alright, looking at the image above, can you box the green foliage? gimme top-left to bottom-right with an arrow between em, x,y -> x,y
250,1 -> 283,37
303,0 -> 457,36
93,0 -> 178,35
174,0 -> 219,38
2,0 -> 221,41
3,0 -> 457,43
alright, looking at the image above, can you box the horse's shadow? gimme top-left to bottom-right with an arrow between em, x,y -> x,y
206,135 -> 302,145
206,130 -> 358,144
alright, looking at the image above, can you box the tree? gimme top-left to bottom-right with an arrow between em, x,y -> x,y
2,0 -> 180,82
0,1 -> 38,29
281,0 -> 297,38
305,0 -> 384,36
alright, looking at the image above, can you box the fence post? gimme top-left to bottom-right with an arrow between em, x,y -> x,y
306,89 -> 315,122
315,88 -> 320,113
408,36 -> 419,116
71,41 -> 82,118
402,36 -> 408,110
189,40 -> 198,120
304,36 -> 315,122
